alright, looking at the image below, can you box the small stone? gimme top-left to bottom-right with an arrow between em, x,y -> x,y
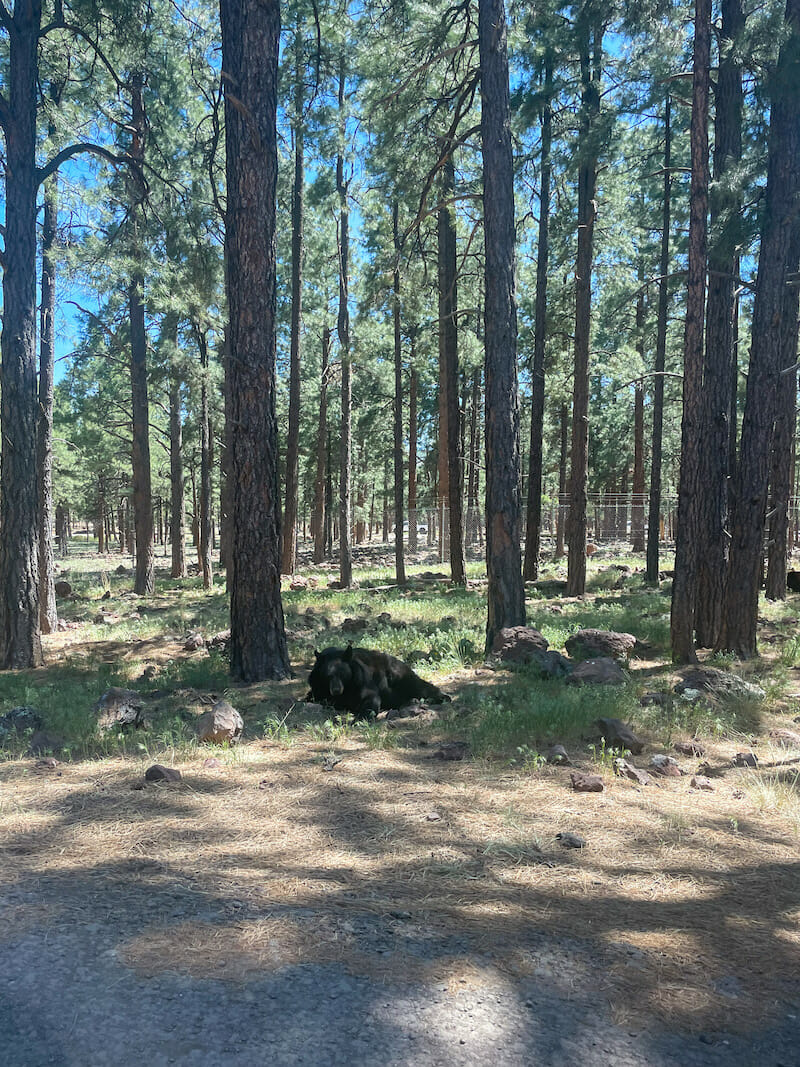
614,758 -> 652,786
569,771 -> 604,793
546,744 -> 570,765
556,832 -> 586,849
594,717 -> 644,754
54,580 -> 72,597
377,612 -> 392,624
197,700 -> 244,744
425,811 -> 442,821
769,728 -> 800,749
432,741 -> 470,761
184,632 -> 206,652
691,775 -> 714,791
674,740 -> 706,757
203,757 -> 223,769
115,564 -> 128,575
649,754 -> 683,777
640,692 -> 670,708
144,764 -> 181,783
732,751 -> 758,768
341,617 -> 368,633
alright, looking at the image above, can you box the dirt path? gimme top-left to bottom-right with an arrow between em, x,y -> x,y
1,733 -> 799,1066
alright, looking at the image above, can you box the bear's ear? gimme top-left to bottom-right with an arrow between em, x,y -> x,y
343,643 -> 354,661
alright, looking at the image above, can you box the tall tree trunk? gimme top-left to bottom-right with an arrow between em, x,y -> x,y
38,144 -> 58,634
0,0 -> 44,668
408,359 -> 418,552
438,154 -> 465,584
281,32 -> 304,576
128,73 -> 155,596
646,92 -> 673,583
631,379 -> 646,552
555,404 -> 569,558
313,327 -> 331,564
523,56 -> 553,582
467,367 -> 481,545
694,0 -> 744,646
221,0 -> 289,680
392,203 -> 407,584
566,10 -> 602,597
196,327 -> 214,590
219,331 -> 233,585
336,58 -> 353,588
166,309 -> 186,579
480,0 -> 526,651
717,0 -> 800,656
671,0 -> 711,663
766,366 -> 799,598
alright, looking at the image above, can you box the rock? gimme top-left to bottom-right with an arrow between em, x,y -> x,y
376,612 -> 392,624
432,740 -> 470,761
289,576 -> 308,590
566,658 -> 627,687
95,687 -> 146,731
184,632 -> 206,652
490,626 -> 549,663
525,648 -> 574,679
614,758 -> 652,786
691,775 -> 714,791
207,630 -> 231,650
426,811 -> 442,822
54,580 -> 72,597
593,717 -> 644,754
585,542 -> 599,556
322,755 -> 343,772
0,706 -> 43,737
101,590 -> 111,601
341,617 -> 368,634
649,754 -> 683,777
641,692 -> 671,708
570,771 -> 604,793
546,744 -> 570,765
197,700 -> 244,745
34,757 -> 60,770
565,629 -> 637,663
203,757 -> 223,769
139,665 -> 160,682
769,728 -> 800,749
556,832 -> 587,849
28,730 -> 64,756
93,612 -> 121,626
674,667 -> 765,704
115,565 -> 128,575
678,688 -> 703,704
732,751 -> 758,768
144,764 -> 182,783
673,739 -> 706,757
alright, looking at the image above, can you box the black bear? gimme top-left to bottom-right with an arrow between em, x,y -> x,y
788,571 -> 800,593
307,645 -> 450,718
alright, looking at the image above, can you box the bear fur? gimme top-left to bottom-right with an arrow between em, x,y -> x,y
787,570 -> 800,593
307,645 -> 450,718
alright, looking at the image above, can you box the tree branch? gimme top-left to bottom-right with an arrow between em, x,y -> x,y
37,143 -> 130,186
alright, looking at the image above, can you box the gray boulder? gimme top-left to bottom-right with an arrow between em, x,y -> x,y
674,667 -> 765,703
95,687 -> 146,730
197,699 -> 244,744
566,658 -> 627,687
490,626 -> 549,663
0,706 -> 43,737
565,629 -> 637,663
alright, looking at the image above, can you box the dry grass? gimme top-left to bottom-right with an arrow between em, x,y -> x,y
1,723 -> 798,1033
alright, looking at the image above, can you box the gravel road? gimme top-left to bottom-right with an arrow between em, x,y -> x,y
1,880 -> 797,1067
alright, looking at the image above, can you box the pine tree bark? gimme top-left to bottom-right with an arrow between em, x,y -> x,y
281,35 -> 304,576
567,9 -> 602,597
165,309 -> 186,579
0,0 -> 44,668
392,203 -> 407,584
646,93 -> 673,583
671,0 -> 711,663
523,57 -> 553,582
313,327 -> 331,564
438,154 -> 465,584
128,73 -> 155,596
717,0 -> 800,656
694,0 -> 744,646
336,58 -> 353,588
196,327 -> 214,590
38,154 -> 58,634
221,0 -> 290,680
631,379 -> 646,552
555,404 -> 568,559
480,0 -> 526,651
766,365 -> 799,599
408,360 -> 418,552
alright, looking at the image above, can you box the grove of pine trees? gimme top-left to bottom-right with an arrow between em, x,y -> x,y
0,0 -> 798,674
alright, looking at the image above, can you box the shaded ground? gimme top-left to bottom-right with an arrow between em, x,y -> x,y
1,724 -> 799,1065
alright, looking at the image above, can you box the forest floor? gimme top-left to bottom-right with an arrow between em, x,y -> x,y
0,544 -> 798,1065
